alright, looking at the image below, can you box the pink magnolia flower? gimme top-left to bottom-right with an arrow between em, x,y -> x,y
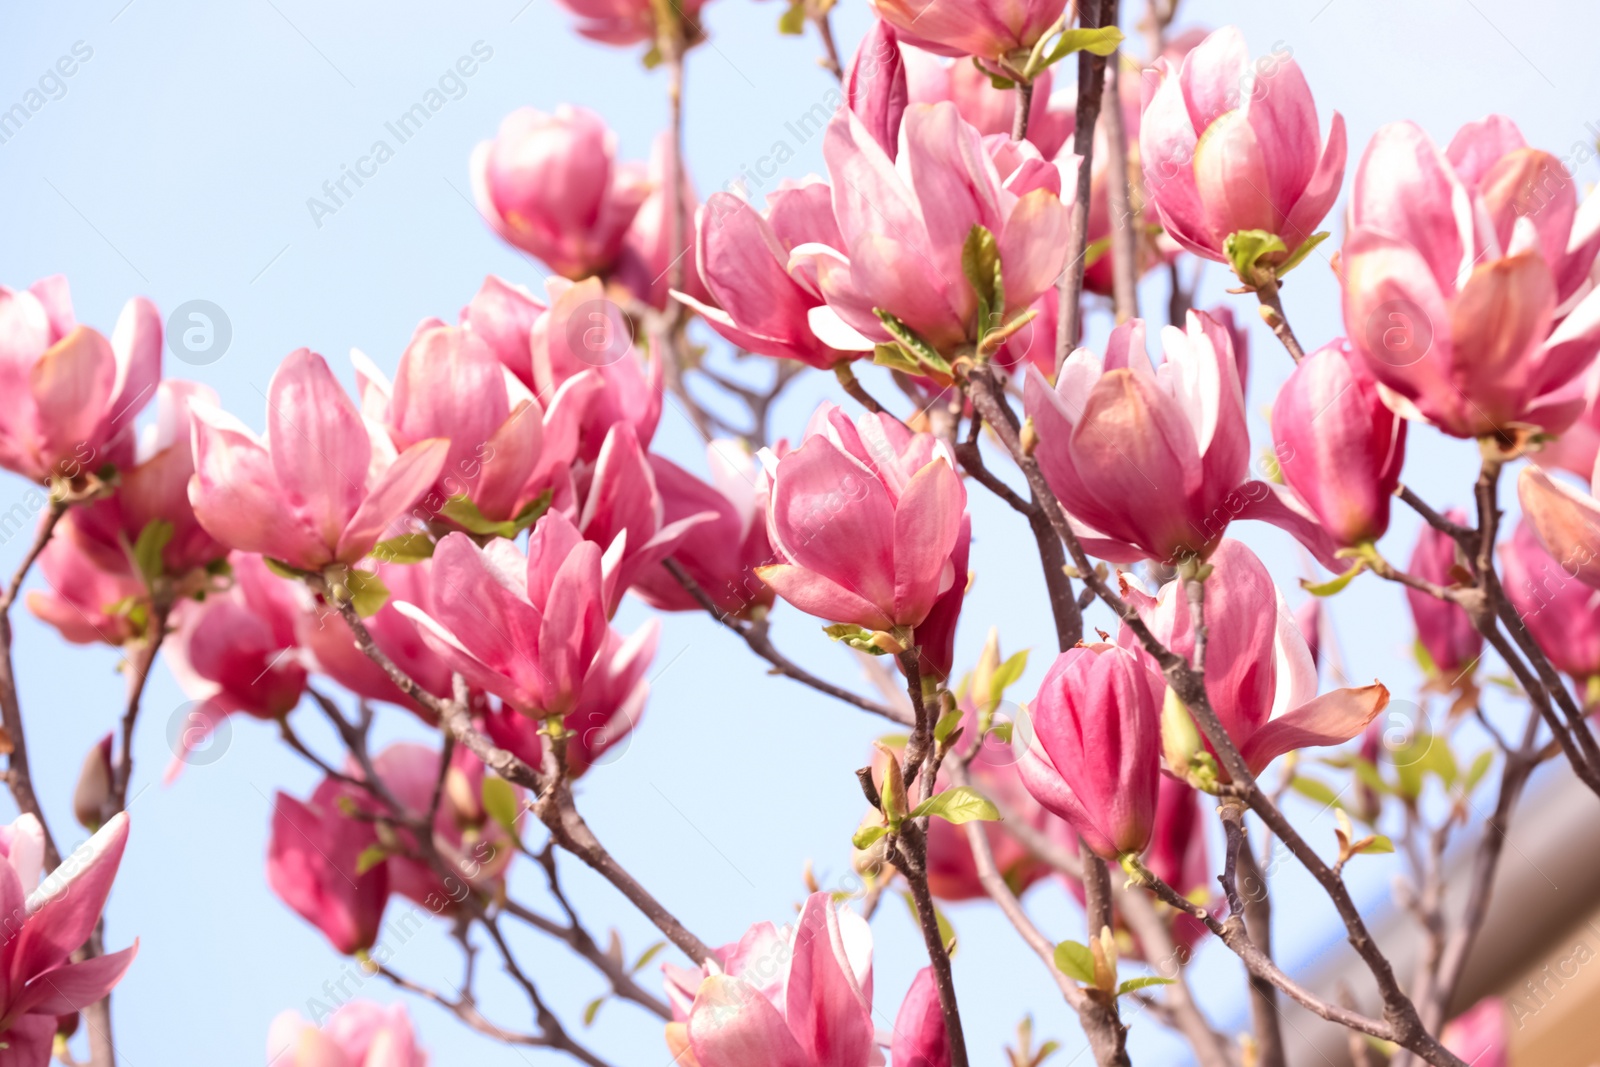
355,323 -> 598,529
552,0 -> 709,46
679,183 -> 857,370
1341,116 -> 1600,437
484,619 -> 658,778
64,381 -> 229,579
1018,643 -> 1164,859
630,440 -> 775,618
0,275 -> 160,484
902,45 -> 1071,158
162,553 -> 308,775
891,968 -> 950,1067
0,813 -> 137,1065
459,275 -> 544,389
614,135 -> 710,310
1519,462 -> 1600,590
398,514 -> 609,718
532,278 -> 663,462
844,19 -> 909,160
268,1000 -> 428,1067
297,559 -> 453,719
268,777 -> 389,955
1140,28 -> 1345,268
1405,513 -> 1485,685
188,349 -> 448,573
1441,997 -> 1506,1067
675,891 -> 879,1067
1533,359 -> 1600,480
368,743 -> 519,911
1271,339 -> 1407,547
1124,539 -> 1389,776
26,526 -> 147,647
792,101 -> 1072,356
1025,313 -> 1334,566
758,404 -> 967,634
1501,519 -> 1600,687
472,106 -> 647,277
868,0 -> 1069,63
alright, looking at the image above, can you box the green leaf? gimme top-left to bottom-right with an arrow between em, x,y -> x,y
963,224 -> 1004,331
910,785 -> 1000,824
1412,636 -> 1440,679
1222,229 -> 1288,285
355,843 -> 390,875
1289,776 -> 1343,810
871,343 -> 924,377
1053,940 -> 1095,984
1425,736 -> 1458,788
1033,26 -> 1125,75
1351,757 -> 1390,799
822,623 -> 893,655
852,823 -> 889,850
1081,234 -> 1113,269
1301,561 -> 1365,597
776,0 -> 806,34
370,533 -> 437,564
1117,976 -> 1176,996
1278,231 -> 1331,277
439,489 -> 552,539
131,519 -> 174,583
989,721 -> 1014,745
347,568 -> 390,618
934,709 -> 964,745
630,941 -> 668,974
482,775 -> 523,844
1463,750 -> 1495,793
263,557 -> 311,582
1355,835 -> 1395,855
582,996 -> 604,1026
989,649 -> 1030,704
873,309 -> 953,379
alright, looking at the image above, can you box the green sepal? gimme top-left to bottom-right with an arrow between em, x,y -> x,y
909,785 -> 1000,824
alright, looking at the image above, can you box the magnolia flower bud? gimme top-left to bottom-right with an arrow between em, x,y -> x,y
73,733 -> 115,831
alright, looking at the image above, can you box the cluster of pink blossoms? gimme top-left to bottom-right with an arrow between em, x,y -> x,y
8,0 -> 1598,1061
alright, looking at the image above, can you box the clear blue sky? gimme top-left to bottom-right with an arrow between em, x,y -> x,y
3,0 -> 1598,1063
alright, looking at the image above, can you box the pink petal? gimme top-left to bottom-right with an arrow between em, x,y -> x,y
891,459 -> 964,627
12,814 -> 128,988
337,437 -> 449,561
1241,684 -> 1389,774
688,975 -> 811,1067
268,349 -> 372,550
10,943 -> 137,1018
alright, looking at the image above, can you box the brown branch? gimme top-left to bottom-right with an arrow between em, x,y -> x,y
1056,0 -> 1116,368
1102,53 -> 1139,323
1013,80 -> 1035,142
663,559 -> 911,725
1254,277 -> 1305,363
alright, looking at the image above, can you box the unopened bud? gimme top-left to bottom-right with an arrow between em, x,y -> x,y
1160,688 -> 1202,776
1019,416 -> 1039,457
72,733 -> 115,831
872,741 -> 910,827
445,765 -> 480,823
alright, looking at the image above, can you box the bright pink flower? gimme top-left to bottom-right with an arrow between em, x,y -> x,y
531,278 -> 663,463
844,20 -> 909,159
1518,465 -> 1600,590
268,1000 -> 428,1067
0,276 -> 160,484
1341,116 -> 1600,437
1018,643 -> 1164,859
64,381 -> 229,579
758,404 -> 967,634
1271,339 -> 1407,547
552,0 -> 708,46
1026,313 -> 1335,566
1501,519 -> 1600,686
890,968 -> 949,1067
912,510 -> 970,682
899,43 -> 1070,157
162,553 -> 308,775
1124,539 -> 1389,776
681,892 -> 877,1067
614,135 -> 710,310
357,323 -> 598,529
0,813 -> 137,1064
1140,28 -> 1345,267
1441,997 -> 1506,1067
1535,360 -> 1600,479
578,424 -> 718,614
630,440 -> 776,617
297,558 -> 452,719
484,619 -> 658,778
367,743 -> 519,912
26,526 -> 147,647
268,777 -> 389,954
868,0 -> 1069,63
1405,513 -> 1485,683
679,183 -> 857,370
398,514 -> 609,717
793,101 -> 1072,355
188,349 -> 448,572
472,105 -> 647,277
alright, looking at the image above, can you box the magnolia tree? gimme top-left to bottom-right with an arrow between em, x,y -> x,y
2,0 -> 1597,1064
